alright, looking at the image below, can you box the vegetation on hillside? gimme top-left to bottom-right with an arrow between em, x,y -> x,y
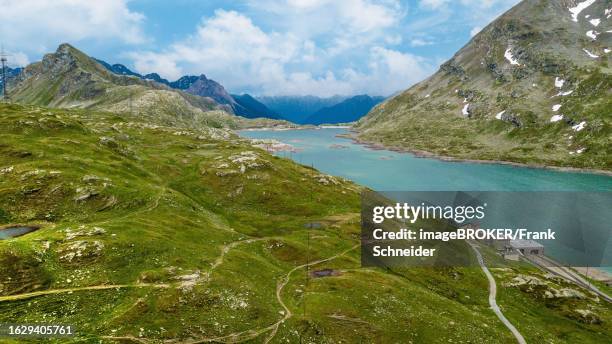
0,103 -> 610,343
356,0 -> 611,171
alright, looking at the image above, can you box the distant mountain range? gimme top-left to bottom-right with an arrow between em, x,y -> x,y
256,95 -> 346,123
256,95 -> 384,125
231,94 -> 281,119
93,59 -> 282,121
356,0 -> 611,171
8,44 -> 240,129
305,95 -> 385,125
91,62 -> 384,124
7,52 -> 383,125
0,66 -> 23,90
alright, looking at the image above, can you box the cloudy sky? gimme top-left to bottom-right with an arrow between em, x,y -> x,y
0,0 -> 520,96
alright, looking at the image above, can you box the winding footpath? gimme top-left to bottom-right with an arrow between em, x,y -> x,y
263,243 -> 360,344
468,241 -> 526,344
1,199 -> 357,344
0,283 -> 169,302
182,243 -> 360,344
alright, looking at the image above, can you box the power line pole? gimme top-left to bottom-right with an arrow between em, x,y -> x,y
0,46 -> 10,102
304,162 -> 314,318
304,223 -> 310,318
300,163 -> 315,343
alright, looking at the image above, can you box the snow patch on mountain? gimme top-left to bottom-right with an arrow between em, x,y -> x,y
586,30 -> 599,39
569,0 -> 597,22
554,90 -> 573,97
504,47 -> 520,65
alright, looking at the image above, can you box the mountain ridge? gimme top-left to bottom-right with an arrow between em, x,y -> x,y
9,43 -> 242,129
356,0 -> 611,170
305,95 -> 385,125
257,95 -> 347,123
231,93 -> 283,120
71,58 -> 383,124
92,58 -> 281,121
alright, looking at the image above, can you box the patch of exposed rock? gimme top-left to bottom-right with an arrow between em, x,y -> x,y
59,240 -> 104,262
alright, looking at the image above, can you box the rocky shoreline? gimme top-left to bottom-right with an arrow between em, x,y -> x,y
343,132 -> 612,177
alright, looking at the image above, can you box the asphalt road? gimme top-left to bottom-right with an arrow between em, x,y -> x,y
468,241 -> 527,344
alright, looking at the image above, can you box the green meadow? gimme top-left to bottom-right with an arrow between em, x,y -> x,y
0,103 -> 609,343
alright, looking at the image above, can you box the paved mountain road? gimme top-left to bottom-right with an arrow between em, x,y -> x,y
468,241 -> 526,344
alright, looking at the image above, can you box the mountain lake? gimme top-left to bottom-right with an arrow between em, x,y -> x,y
240,128 -> 612,272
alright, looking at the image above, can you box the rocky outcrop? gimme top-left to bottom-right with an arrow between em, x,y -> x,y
185,74 -> 235,105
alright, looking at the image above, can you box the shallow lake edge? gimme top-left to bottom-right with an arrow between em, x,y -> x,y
344,131 -> 612,177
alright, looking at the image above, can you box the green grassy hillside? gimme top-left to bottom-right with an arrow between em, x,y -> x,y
0,103 -> 610,343
8,44 -> 249,130
356,0 -> 611,171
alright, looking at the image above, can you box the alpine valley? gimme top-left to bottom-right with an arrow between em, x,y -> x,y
1,1 -> 611,343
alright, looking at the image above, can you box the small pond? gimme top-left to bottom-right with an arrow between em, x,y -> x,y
0,226 -> 40,239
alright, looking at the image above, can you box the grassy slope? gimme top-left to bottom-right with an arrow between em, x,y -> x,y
355,0 -> 611,171
0,103 -> 609,343
8,44 -> 253,132
356,70 -> 611,171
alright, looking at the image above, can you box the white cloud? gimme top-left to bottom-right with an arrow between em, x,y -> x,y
286,0 -> 329,9
369,47 -> 433,89
129,9 -> 432,97
414,0 -> 519,46
130,51 -> 183,80
0,0 -> 146,56
421,0 -> 514,10
255,47 -> 433,96
419,0 -> 450,9
250,0 -> 404,55
130,10 -> 300,81
410,38 -> 433,47
5,51 -> 30,67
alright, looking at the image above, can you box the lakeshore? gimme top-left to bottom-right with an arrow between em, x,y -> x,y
345,133 -> 612,177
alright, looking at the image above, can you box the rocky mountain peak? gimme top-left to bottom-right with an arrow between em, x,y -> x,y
35,43 -> 111,81
185,74 -> 235,105
40,43 -> 79,73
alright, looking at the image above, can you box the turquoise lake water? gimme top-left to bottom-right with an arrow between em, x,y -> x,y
240,128 -> 612,271
240,128 -> 612,191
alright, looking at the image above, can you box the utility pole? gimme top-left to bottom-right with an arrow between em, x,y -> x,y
0,46 -> 10,102
304,162 -> 314,318
304,222 -> 310,318
300,163 -> 315,343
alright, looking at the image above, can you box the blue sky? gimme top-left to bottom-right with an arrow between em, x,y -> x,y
0,0 -> 520,96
